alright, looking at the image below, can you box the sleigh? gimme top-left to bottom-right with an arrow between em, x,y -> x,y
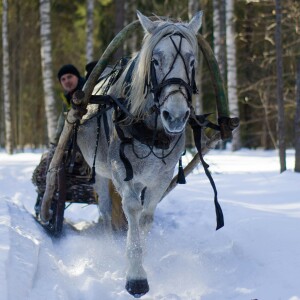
32,146 -> 98,236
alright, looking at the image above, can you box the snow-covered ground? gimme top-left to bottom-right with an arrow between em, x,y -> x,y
0,148 -> 299,300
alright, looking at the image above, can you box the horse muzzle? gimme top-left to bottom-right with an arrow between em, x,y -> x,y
161,107 -> 190,134
159,87 -> 190,134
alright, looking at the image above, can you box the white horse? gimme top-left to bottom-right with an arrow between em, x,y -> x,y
77,11 -> 202,298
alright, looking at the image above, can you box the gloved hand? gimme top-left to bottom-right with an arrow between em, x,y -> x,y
71,90 -> 88,119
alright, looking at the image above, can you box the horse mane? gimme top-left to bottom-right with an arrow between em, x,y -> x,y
127,19 -> 199,119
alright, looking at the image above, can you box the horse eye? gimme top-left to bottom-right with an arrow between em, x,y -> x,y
152,59 -> 159,67
190,59 -> 195,67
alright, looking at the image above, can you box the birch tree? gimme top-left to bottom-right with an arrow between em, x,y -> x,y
86,0 -> 94,64
274,0 -> 286,173
39,0 -> 57,143
294,58 -> 300,172
2,0 -> 13,154
226,0 -> 241,151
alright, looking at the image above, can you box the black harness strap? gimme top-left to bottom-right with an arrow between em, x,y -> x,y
89,109 -> 102,184
123,57 -> 138,97
169,34 -> 190,86
102,111 -> 110,145
189,118 -> 224,230
140,187 -> 147,206
114,124 -> 134,181
176,153 -> 186,184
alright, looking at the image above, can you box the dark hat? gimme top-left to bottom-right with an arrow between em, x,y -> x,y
85,61 -> 98,80
57,64 -> 81,81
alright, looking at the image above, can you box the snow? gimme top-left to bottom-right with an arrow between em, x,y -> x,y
0,148 -> 300,300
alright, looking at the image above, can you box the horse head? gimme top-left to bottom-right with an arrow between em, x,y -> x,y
129,11 -> 202,135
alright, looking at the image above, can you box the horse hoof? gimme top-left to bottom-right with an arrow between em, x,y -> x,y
125,279 -> 149,298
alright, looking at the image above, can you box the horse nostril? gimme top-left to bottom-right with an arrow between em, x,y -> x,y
163,110 -> 170,121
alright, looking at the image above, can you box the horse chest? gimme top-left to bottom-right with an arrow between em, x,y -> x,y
127,140 -> 182,179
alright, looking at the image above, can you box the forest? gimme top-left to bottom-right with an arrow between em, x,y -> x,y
0,0 -> 300,161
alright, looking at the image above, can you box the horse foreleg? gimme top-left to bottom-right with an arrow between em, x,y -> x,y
139,188 -> 165,239
139,208 -> 155,239
122,188 -> 149,298
94,175 -> 113,233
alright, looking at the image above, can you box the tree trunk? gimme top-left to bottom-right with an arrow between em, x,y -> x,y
295,58 -> 300,172
225,0 -> 241,151
39,0 -> 57,144
213,0 -> 226,149
0,94 -> 4,147
213,0 -> 226,81
13,0 -> 23,150
86,0 -> 94,64
2,0 -> 13,154
274,0 -> 286,173
242,2 -> 254,149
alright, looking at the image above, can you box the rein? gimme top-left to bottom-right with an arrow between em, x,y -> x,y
189,113 -> 224,230
148,33 -> 197,112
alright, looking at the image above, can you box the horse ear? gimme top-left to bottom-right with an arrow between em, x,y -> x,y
137,10 -> 156,34
188,11 -> 203,34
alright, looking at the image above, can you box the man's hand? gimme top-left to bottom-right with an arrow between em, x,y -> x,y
71,90 -> 88,119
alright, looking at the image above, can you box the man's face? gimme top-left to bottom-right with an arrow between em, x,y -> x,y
60,73 -> 79,93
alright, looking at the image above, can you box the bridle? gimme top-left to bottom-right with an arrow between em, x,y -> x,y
148,32 -> 198,113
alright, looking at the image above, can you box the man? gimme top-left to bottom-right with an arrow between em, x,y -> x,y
52,64 -> 85,145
